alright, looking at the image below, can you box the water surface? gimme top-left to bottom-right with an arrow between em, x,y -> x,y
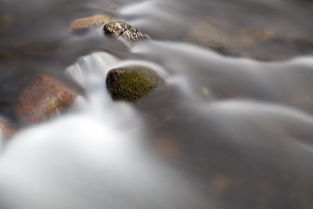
1,0 -> 313,209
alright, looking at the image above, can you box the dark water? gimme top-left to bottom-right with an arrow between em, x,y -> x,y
1,0 -> 313,209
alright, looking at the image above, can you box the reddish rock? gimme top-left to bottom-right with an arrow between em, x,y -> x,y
210,176 -> 231,194
0,117 -> 14,138
154,135 -> 184,160
15,74 -> 78,124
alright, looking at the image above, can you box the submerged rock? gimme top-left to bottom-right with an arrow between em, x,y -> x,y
15,74 -> 78,124
106,66 -> 165,102
69,14 -> 113,33
0,116 -> 14,138
185,16 -> 313,60
236,28 -> 276,46
103,21 -> 149,42
186,18 -> 240,56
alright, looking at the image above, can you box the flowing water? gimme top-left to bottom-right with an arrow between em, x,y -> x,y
1,0 -> 313,209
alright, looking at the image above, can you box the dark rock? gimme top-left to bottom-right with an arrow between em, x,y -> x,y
106,66 -> 165,102
15,74 -> 78,125
103,21 -> 149,42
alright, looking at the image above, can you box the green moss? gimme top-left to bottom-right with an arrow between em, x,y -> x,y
106,66 -> 165,102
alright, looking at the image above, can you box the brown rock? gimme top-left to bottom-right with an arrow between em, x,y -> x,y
0,117 -> 14,138
154,135 -> 184,160
69,14 -> 113,33
210,176 -> 231,195
236,28 -> 276,46
186,19 -> 240,56
15,74 -> 78,124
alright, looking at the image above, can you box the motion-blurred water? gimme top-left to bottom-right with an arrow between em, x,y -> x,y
0,52 -> 208,209
1,0 -> 313,209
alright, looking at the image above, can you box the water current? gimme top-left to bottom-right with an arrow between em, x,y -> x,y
0,0 -> 313,209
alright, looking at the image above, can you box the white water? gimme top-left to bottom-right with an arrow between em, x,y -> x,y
1,0 -> 313,209
0,52 -> 209,209
2,42 -> 313,209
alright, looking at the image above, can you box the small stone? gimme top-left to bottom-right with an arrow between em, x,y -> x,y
200,86 -> 210,97
103,21 -> 149,42
15,74 -> 78,124
69,14 -> 113,33
106,66 -> 165,102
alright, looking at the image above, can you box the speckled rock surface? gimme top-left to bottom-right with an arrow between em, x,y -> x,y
103,21 -> 149,42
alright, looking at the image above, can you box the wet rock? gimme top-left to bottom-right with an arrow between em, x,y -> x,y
103,21 -> 149,42
15,74 -> 78,125
0,14 -> 14,29
106,66 -> 165,102
186,19 -> 240,56
0,117 -> 14,138
154,134 -> 184,160
69,14 -> 113,33
236,28 -> 276,46
187,16 -> 313,60
253,37 -> 313,60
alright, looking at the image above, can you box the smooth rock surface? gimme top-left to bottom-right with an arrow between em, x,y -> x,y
69,14 -> 113,33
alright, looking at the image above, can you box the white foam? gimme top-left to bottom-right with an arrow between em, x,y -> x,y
0,52 -> 209,209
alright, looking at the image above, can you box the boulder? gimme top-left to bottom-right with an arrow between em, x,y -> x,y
15,74 -> 78,124
106,66 -> 165,102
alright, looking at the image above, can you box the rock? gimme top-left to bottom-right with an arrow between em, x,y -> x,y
0,117 -> 14,138
186,16 -> 313,60
186,18 -> 240,56
236,28 -> 276,46
0,14 -> 14,29
69,14 -> 113,33
15,74 -> 78,125
106,66 -> 165,102
103,21 -> 149,42
154,134 -> 184,160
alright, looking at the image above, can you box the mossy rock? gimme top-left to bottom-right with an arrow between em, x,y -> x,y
106,66 -> 165,102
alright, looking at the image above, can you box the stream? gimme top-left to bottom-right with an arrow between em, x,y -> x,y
1,0 -> 313,209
